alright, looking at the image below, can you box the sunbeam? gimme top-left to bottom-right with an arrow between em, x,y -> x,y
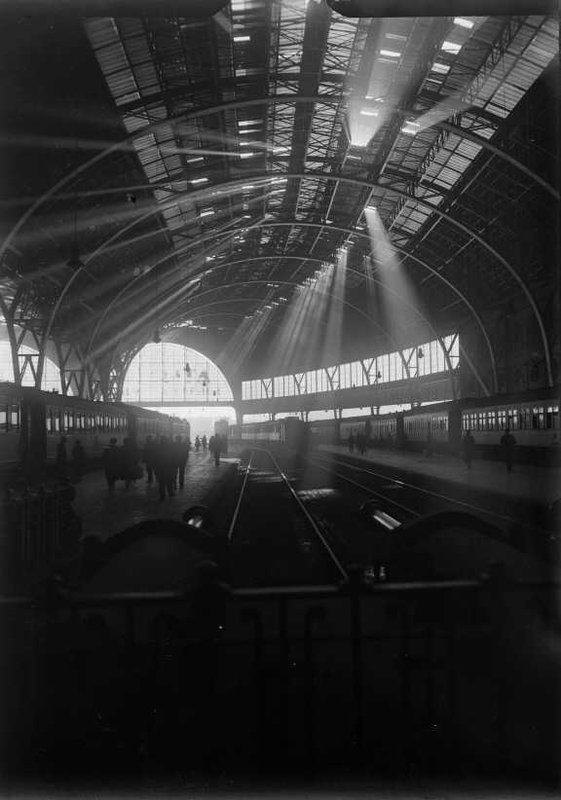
365,206 -> 430,350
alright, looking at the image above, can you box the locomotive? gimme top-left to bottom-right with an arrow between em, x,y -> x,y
0,381 -> 190,471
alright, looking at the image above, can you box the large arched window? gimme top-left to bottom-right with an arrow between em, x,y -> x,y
0,341 -> 67,393
122,343 -> 234,404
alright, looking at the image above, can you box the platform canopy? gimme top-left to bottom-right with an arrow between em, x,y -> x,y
0,1 -> 558,393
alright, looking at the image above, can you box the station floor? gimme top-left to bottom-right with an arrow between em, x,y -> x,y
319,445 -> 561,505
71,444 -> 560,547
73,449 -> 240,542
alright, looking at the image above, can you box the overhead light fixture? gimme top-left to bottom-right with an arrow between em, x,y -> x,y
233,35 -> 251,42
187,156 -> 204,163
238,119 -> 261,127
380,49 -> 401,58
200,209 -> 215,217
240,152 -> 257,159
191,177 -> 208,185
360,108 -> 379,117
454,17 -> 474,29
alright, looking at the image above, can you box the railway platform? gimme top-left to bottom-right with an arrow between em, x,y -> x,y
320,445 -> 561,505
73,449 -> 241,543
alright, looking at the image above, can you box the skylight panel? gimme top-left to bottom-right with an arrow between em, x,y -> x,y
431,62 -> 451,74
234,35 -> 251,42
190,177 -> 208,185
238,119 -> 262,127
380,49 -> 401,58
401,120 -> 420,136
441,40 -> 462,55
454,17 -> 474,29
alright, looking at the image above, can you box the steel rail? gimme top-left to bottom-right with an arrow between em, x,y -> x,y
227,451 -> 255,543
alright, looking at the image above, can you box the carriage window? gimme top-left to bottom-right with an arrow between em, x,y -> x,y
11,405 -> 20,428
0,404 -> 7,430
546,405 -> 559,430
533,407 -> 545,430
46,410 -> 52,433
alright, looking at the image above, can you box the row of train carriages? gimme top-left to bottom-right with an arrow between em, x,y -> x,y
0,381 -> 190,476
231,386 -> 560,465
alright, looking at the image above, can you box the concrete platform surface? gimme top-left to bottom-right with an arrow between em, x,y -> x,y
319,445 -> 561,505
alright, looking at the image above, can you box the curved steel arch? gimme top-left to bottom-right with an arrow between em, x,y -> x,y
138,266 -> 461,400
59,168 -> 549,382
98,220 -> 498,393
3,93 -> 555,269
169,275 -> 487,398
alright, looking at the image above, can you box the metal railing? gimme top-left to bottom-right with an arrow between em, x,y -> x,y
0,578 -> 558,779
1,483 -> 81,581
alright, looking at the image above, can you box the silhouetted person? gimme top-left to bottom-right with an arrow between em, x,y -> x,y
173,435 -> 190,489
56,436 -> 68,478
154,436 -> 175,499
425,428 -> 433,457
357,432 -> 367,455
195,435 -> 201,452
202,434 -> 208,451
121,437 -> 140,488
71,439 -> 86,480
209,434 -> 222,467
103,437 -> 120,490
500,428 -> 517,473
462,429 -> 475,469
142,435 -> 157,484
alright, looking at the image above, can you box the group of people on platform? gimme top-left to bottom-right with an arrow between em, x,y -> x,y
347,431 -> 368,456
101,431 -> 228,499
56,437 -> 86,480
462,428 -> 517,472
345,427 -> 519,472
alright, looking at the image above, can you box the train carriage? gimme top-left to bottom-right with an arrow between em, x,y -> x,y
0,382 -> 190,472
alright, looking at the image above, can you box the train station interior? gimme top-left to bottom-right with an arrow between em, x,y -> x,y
0,1 -> 560,797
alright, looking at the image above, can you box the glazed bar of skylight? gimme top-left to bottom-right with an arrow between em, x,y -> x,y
380,49 -> 401,58
454,17 -> 474,29
441,41 -> 462,54
190,177 -> 208,184
431,62 -> 450,74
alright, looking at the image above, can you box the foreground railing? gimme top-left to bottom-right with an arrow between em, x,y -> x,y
0,578 -> 559,779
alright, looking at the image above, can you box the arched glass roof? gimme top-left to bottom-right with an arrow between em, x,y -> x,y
122,342 -> 234,404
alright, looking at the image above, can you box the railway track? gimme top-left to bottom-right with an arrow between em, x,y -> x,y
228,447 -> 348,588
310,451 -> 530,528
